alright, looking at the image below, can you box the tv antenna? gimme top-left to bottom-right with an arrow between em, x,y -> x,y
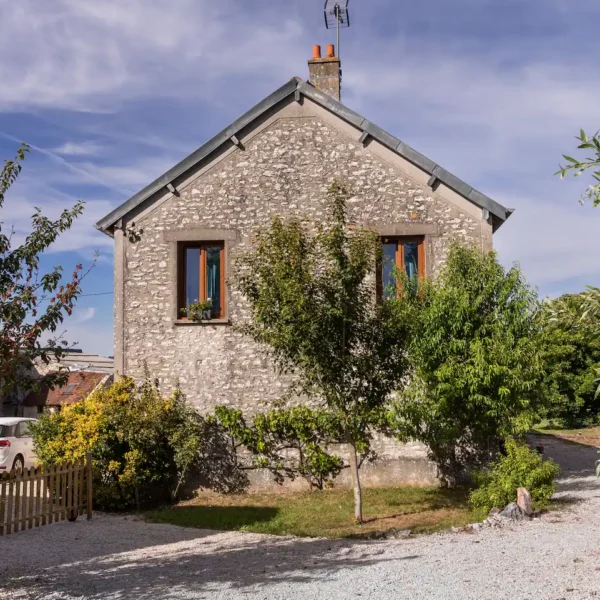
324,1 -> 350,58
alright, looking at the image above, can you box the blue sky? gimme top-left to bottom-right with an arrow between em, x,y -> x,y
1,0 -> 599,357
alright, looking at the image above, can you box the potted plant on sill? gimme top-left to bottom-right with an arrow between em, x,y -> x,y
180,298 -> 212,322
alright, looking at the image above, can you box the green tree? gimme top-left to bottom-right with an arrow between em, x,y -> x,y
389,244 -> 546,483
235,181 -> 411,522
556,132 -> 600,395
0,144 -> 91,411
543,292 -> 600,420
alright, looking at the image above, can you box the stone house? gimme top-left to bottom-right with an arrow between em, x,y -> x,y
96,44 -> 512,488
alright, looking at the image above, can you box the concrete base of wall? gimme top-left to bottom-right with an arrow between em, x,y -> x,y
244,455 -> 440,493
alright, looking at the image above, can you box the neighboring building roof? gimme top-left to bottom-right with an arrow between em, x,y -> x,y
95,78 -> 513,234
59,353 -> 114,374
24,372 -> 108,407
35,352 -> 114,376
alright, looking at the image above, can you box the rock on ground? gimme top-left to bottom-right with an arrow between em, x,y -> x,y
0,434 -> 599,600
517,487 -> 533,516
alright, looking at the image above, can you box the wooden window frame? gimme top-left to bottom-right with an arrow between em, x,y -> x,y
377,236 -> 426,299
177,241 -> 226,320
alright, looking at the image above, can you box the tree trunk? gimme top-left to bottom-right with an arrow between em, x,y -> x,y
348,441 -> 363,523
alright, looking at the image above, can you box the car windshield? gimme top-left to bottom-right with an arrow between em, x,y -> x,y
0,425 -> 11,437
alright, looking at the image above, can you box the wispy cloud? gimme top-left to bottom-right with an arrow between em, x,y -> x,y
74,307 -> 96,324
0,131 -> 131,197
0,0 -> 306,114
494,193 -> 600,293
1,175 -> 114,255
52,141 -> 104,156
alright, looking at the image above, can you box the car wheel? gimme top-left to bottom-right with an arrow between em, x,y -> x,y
12,455 -> 24,475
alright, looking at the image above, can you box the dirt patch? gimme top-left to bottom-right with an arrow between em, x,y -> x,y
550,430 -> 600,448
535,426 -> 600,447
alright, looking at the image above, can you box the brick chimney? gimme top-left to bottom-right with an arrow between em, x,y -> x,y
307,44 -> 341,101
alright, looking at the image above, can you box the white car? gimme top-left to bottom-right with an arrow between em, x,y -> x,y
0,418 -> 38,474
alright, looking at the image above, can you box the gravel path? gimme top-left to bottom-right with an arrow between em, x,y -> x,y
1,435 -> 599,600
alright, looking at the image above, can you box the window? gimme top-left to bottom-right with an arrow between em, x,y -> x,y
378,236 -> 425,298
62,383 -> 79,395
0,425 -> 14,437
178,242 -> 225,319
16,422 -> 32,438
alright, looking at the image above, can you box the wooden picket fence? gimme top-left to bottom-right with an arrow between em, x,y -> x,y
0,454 -> 92,536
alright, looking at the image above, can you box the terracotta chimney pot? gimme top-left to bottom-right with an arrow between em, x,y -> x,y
312,45 -> 322,59
326,44 -> 335,58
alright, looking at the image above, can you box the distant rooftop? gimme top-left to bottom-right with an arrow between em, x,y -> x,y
24,371 -> 109,408
35,353 -> 114,376
60,353 -> 114,375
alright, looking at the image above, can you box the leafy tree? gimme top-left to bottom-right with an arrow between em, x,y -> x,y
542,293 -> 600,427
388,244 -> 546,483
556,130 -> 600,396
0,144 -> 91,411
235,181 -> 411,521
30,375 -> 205,510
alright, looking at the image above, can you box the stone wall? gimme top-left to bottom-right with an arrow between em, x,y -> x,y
117,97 -> 492,488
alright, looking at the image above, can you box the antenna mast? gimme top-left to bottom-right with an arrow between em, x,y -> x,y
324,1 -> 350,58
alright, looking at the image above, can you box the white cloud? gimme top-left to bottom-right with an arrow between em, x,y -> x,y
1,176 -> 114,256
74,307 -> 96,324
344,55 -> 600,178
0,0 -> 306,113
52,141 -> 104,156
71,156 -> 182,191
494,193 -> 600,292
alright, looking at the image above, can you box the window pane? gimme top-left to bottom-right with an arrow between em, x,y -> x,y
185,248 -> 200,306
382,242 -> 397,298
18,422 -> 32,438
404,242 -> 419,279
206,246 -> 222,316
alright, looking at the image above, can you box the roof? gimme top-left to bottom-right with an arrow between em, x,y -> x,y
96,78 -> 512,234
24,372 -> 108,407
34,353 -> 114,376
59,353 -> 114,375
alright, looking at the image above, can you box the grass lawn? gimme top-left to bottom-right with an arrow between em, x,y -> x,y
147,486 -> 485,539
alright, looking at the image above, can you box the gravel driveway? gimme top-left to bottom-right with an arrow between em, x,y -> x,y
1,435 -> 599,600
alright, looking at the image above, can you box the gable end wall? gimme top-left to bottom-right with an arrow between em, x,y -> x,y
115,98 -> 493,488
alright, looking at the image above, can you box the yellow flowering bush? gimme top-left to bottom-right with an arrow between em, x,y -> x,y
30,376 -> 205,510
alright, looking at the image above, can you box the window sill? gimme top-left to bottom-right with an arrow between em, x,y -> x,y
173,318 -> 230,326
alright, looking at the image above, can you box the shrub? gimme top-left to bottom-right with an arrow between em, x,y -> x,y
211,405 -> 348,490
469,438 -> 560,512
389,243 -> 547,483
30,375 -> 205,510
